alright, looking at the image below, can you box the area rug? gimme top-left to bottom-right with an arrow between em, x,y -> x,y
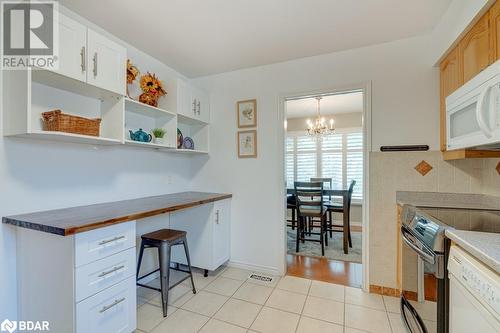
287,228 -> 362,263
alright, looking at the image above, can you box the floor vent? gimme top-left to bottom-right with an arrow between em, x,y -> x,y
249,274 -> 273,282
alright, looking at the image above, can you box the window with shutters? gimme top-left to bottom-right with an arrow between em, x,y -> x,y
286,128 -> 363,202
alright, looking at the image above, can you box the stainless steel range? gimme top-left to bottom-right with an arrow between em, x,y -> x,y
400,204 -> 500,333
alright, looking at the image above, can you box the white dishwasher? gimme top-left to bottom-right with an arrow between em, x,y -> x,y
448,246 -> 500,333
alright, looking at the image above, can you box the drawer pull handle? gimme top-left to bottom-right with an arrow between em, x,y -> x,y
99,297 -> 125,313
98,235 -> 125,246
98,265 -> 125,278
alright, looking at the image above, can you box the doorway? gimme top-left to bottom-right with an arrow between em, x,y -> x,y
280,85 -> 371,290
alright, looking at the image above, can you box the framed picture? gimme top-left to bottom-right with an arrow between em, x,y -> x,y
237,130 -> 257,158
237,99 -> 257,128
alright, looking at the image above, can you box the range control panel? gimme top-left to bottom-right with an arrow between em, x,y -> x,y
449,246 -> 500,317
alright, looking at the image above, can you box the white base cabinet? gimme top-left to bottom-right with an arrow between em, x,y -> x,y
16,222 -> 137,333
170,199 -> 231,271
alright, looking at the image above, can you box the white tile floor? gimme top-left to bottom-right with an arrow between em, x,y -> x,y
136,266 -> 436,333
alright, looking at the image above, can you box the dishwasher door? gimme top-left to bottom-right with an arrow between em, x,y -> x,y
448,247 -> 500,333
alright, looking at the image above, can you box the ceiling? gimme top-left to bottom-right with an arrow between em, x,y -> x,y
286,91 -> 363,119
60,0 -> 451,78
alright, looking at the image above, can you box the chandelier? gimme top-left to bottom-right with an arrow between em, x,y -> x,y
306,96 -> 335,139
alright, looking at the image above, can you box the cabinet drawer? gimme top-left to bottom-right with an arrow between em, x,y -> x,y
75,247 -> 136,302
76,276 -> 136,333
75,222 -> 136,267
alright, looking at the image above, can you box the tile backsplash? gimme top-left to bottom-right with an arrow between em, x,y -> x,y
369,151 -> 500,288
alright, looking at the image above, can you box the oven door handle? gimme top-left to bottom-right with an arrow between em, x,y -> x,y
401,226 -> 435,265
400,295 -> 428,333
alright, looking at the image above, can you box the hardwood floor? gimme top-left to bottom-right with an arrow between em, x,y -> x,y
286,254 -> 362,288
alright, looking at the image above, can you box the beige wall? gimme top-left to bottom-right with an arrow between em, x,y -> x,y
287,112 -> 362,132
369,151 -> 500,288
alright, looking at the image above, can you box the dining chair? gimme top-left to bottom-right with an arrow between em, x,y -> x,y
310,177 -> 333,234
294,181 -> 328,256
286,194 -> 297,230
325,180 -> 356,248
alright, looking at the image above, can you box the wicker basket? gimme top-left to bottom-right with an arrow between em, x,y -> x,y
41,110 -> 101,137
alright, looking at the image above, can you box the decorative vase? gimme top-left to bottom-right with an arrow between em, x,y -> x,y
139,92 -> 159,107
154,137 -> 165,145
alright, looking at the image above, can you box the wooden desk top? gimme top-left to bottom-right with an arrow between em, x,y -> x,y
2,192 -> 232,236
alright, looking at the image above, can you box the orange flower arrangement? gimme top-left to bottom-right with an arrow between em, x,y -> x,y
139,72 -> 166,107
126,59 -> 140,98
127,59 -> 139,84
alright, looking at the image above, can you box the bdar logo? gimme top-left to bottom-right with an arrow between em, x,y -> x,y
0,319 -> 17,333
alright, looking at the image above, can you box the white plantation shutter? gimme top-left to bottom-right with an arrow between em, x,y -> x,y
285,137 -> 295,188
296,136 -> 316,182
321,134 -> 343,188
346,133 -> 363,200
286,129 -> 363,201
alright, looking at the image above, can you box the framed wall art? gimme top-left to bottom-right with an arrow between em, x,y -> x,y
237,99 -> 257,128
237,130 -> 257,158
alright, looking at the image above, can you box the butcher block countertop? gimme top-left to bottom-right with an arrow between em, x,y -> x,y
2,192 -> 232,236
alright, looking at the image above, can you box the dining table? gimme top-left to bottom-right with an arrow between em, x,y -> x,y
287,185 -> 351,254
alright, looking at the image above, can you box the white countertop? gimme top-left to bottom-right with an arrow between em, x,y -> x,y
446,229 -> 500,275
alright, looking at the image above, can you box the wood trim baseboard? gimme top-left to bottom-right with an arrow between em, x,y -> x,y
369,284 -> 400,297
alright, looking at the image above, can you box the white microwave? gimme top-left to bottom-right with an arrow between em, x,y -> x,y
446,60 -> 500,150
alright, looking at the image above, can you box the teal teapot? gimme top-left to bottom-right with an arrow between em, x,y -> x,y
129,128 -> 152,142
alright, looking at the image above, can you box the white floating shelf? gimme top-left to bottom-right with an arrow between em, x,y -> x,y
124,139 -> 175,150
20,131 -> 122,145
174,148 -> 209,154
177,113 -> 209,126
124,98 -> 175,118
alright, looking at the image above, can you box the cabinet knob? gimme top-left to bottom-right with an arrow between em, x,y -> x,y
215,210 -> 220,224
197,101 -> 201,115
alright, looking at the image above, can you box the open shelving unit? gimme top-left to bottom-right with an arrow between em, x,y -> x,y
177,113 -> 209,153
3,70 -> 210,155
124,98 -> 177,149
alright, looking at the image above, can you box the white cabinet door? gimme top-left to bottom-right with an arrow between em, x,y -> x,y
193,88 -> 210,123
213,199 -> 231,268
177,79 -> 196,118
86,29 -> 126,95
53,14 -> 87,82
170,204 -> 214,269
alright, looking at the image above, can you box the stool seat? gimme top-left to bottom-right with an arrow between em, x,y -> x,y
142,229 -> 186,242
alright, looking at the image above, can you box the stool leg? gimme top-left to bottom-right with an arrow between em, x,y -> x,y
158,243 -> 171,317
136,240 -> 145,281
182,237 -> 197,294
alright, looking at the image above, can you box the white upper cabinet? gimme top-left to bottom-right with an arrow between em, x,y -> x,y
86,29 -> 126,95
175,79 -> 210,123
49,15 -> 126,96
54,14 -> 87,82
192,87 -> 210,123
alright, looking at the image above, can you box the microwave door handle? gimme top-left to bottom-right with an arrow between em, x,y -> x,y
476,85 -> 493,138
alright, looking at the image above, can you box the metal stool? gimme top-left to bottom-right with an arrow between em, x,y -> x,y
136,229 -> 196,317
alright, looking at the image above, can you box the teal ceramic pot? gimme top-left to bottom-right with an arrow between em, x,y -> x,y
129,128 -> 152,142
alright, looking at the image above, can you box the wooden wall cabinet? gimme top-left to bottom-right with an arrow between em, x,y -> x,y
439,4 -> 500,160
458,14 -> 491,84
490,1 -> 500,62
439,47 -> 462,152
